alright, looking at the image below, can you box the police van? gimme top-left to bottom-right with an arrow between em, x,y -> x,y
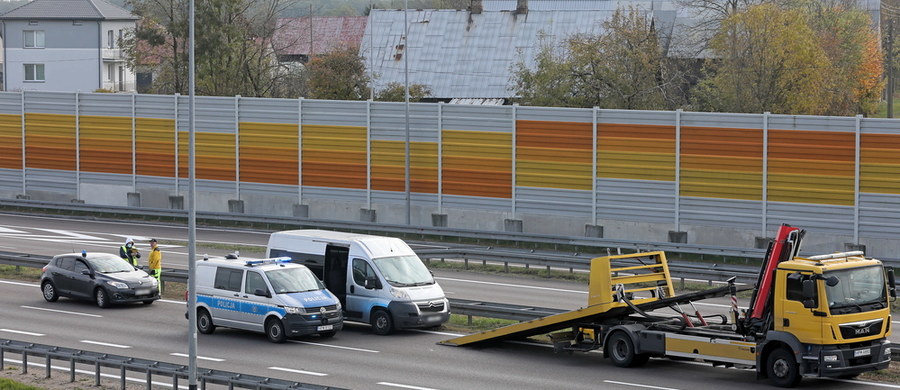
193,255 -> 343,343
267,230 -> 450,335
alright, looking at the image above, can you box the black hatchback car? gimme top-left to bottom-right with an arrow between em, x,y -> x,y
40,252 -> 160,308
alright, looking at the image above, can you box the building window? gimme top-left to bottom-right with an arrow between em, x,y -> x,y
107,30 -> 114,48
24,30 -> 44,48
118,30 -> 124,46
24,64 -> 45,82
108,64 -> 115,81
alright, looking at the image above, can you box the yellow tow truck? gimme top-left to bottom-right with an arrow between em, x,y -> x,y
441,225 -> 895,387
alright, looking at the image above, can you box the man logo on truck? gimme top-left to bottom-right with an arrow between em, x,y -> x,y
855,327 -> 871,335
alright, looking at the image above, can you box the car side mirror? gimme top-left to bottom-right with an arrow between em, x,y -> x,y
254,288 -> 271,298
81,269 -> 92,276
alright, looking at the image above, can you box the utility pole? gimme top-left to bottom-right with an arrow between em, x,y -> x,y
404,0 -> 410,225
889,19 -> 894,118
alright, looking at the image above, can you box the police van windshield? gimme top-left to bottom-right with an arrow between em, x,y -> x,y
266,267 -> 324,294
826,266 -> 886,314
373,255 -> 433,287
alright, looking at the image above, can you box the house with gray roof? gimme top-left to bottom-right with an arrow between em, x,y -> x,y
362,0 -> 880,102
0,0 -> 139,92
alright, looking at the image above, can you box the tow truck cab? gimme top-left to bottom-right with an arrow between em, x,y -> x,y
767,253 -> 894,379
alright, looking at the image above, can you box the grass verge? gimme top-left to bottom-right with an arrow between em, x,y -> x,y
0,376 -> 43,390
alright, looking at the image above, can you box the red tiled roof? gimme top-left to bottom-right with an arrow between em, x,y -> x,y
273,16 -> 367,56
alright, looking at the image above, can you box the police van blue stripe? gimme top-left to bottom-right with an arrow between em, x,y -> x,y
198,294 -> 287,317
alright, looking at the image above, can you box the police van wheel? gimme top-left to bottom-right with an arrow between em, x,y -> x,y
371,309 -> 394,335
266,318 -> 287,343
197,308 -> 216,334
319,331 -> 337,338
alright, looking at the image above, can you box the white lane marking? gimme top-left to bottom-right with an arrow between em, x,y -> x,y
0,280 -> 38,287
21,305 -> 102,318
0,226 -> 26,233
409,329 -> 463,337
80,340 -> 131,349
2,358 -> 188,389
170,352 -> 225,362
435,276 -> 586,294
267,366 -> 328,377
377,382 -> 439,390
826,378 -> 900,388
0,328 -> 45,336
159,299 -> 186,305
289,340 -> 379,353
0,245 -> 17,249
603,380 -> 679,390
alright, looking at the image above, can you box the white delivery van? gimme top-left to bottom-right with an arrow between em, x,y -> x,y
267,230 -> 450,335
193,255 -> 343,343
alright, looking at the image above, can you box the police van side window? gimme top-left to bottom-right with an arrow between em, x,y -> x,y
214,268 -> 243,292
245,271 -> 269,295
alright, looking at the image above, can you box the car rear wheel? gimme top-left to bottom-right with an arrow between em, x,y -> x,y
197,308 -> 216,334
265,317 -> 286,343
94,288 -> 110,308
41,281 -> 58,302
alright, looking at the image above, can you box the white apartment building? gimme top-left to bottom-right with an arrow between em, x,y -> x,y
0,0 -> 139,92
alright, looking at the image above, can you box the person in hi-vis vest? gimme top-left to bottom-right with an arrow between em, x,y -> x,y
119,237 -> 140,267
147,238 -> 163,292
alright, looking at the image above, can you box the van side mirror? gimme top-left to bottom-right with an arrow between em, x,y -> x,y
801,279 -> 816,309
888,268 -> 897,298
254,288 -> 271,298
364,276 -> 380,290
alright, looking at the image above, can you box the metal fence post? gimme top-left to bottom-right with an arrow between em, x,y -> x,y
76,92 -> 81,200
45,354 -> 50,378
20,90 -> 26,195
511,104 -> 517,218
674,109 -> 682,231
438,101 -> 443,214
95,361 -> 101,386
854,114 -> 861,244
235,95 -> 241,200
762,112 -> 769,236
592,106 -> 598,225
366,99 -> 372,209
132,92 -> 137,192
174,93 -> 180,194
70,357 -> 75,382
121,365 -> 127,390
21,351 -> 26,373
298,97 -> 303,205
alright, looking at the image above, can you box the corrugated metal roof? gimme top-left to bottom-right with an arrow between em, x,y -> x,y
274,16 -> 367,56
0,0 -> 138,20
361,9 -> 672,99
483,0 -> 675,11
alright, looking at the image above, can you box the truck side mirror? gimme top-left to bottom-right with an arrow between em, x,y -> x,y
801,279 -> 816,309
888,268 -> 897,298
824,275 -> 839,287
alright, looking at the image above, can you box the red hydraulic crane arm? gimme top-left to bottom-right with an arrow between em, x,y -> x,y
748,224 -> 803,321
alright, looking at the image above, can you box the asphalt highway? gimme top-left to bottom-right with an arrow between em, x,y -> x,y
0,212 -> 897,389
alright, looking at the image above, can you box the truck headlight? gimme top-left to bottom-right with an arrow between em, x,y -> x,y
823,355 -> 839,362
885,347 -> 891,355
106,281 -> 128,289
390,288 -> 409,300
284,306 -> 306,315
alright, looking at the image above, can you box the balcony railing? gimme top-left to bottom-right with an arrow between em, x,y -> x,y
102,48 -> 125,61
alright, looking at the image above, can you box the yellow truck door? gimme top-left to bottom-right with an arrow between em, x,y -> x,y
774,270 -> 824,344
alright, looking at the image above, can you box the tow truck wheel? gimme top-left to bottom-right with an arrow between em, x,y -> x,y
607,332 -> 648,367
766,347 -> 801,388
265,317 -> 287,343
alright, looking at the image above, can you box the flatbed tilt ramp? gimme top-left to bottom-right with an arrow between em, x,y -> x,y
440,252 -> 747,347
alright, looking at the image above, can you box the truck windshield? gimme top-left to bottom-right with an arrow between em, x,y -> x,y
825,266 -> 886,314
266,267 -> 324,294
373,255 -> 434,287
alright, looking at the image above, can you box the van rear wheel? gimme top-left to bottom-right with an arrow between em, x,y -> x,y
266,317 -> 287,343
197,308 -> 215,334
371,309 -> 394,335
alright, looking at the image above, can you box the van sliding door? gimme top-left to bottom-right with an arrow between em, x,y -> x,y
324,245 -> 349,307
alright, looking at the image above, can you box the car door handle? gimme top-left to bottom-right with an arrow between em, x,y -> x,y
242,295 -> 248,298
233,293 -> 239,297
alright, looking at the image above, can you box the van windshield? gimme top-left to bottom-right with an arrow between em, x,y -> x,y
373,255 -> 433,287
266,267 -> 324,294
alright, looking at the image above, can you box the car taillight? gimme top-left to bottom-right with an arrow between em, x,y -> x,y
41,265 -> 48,273
184,291 -> 188,301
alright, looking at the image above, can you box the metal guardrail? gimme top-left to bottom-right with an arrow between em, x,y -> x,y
0,338 -> 344,390
0,198 -> 769,260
